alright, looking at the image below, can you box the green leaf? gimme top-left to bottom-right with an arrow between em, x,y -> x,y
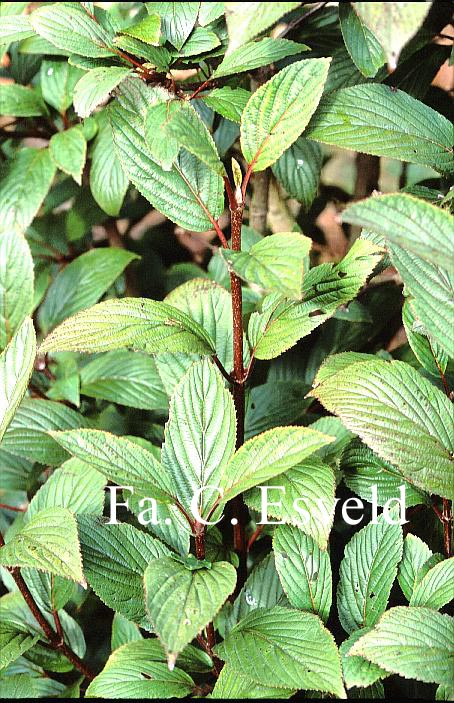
49,126 -> 86,184
198,2 -> 224,26
89,114 -> 129,216
339,2 -> 385,78
177,26 -> 220,57
144,556 -> 237,666
0,14 -> 34,44
272,137 -> 322,211
0,148 -> 56,233
225,2 -> 302,51
51,429 -> 174,503
310,358 -> 454,499
398,533 -> 433,601
0,674 -> 65,698
0,507 -> 85,585
86,639 -> 195,698
0,231 -> 34,351
201,87 -> 251,124
145,99 -> 225,176
0,84 -> 45,117
111,613 -> 142,650
213,37 -> 309,78
80,351 -> 167,411
274,525 -> 332,622
245,379 -> 311,440
402,300 -> 448,378
241,58 -> 331,171
350,606 -> 454,685
121,14 -> 161,46
40,59 -> 85,113
0,624 -> 39,670
410,556 -> 454,610
0,319 -> 36,443
78,516 -> 170,625
112,34 -> 171,71
215,606 -> 345,698
109,77 -> 224,231
222,232 -> 311,299
340,628 -> 389,690
39,297 -> 216,355
212,664 -> 296,699
162,358 -> 236,518
353,2 -> 431,69
220,426 -> 334,507
38,249 -> 138,333
1,398 -> 87,465
341,438 -> 427,508
73,66 -> 132,118
342,193 -> 454,270
337,513 -> 403,635
305,85 -> 454,175
249,239 -> 383,360
244,457 -> 336,549
30,2 -> 115,58
149,2 -> 199,50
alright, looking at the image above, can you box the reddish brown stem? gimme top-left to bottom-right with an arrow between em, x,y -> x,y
0,503 -> 26,512
189,78 -> 213,100
0,532 -> 95,681
247,524 -> 264,552
212,354 -> 234,384
442,499 -> 452,557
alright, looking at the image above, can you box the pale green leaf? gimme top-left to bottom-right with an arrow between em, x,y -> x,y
215,606 -> 345,698
49,126 -> 86,184
177,26 -> 220,57
78,516 -> 170,625
305,85 -> 454,175
339,2 -> 385,77
198,2 -> 224,26
40,59 -> 85,113
144,556 -> 237,664
402,299 -> 448,378
90,114 -> 129,216
340,628 -> 389,690
212,664 -> 295,699
410,556 -> 454,610
272,137 -> 322,211
86,639 -> 195,698
201,87 -> 251,124
111,613 -> 142,651
0,231 -> 34,351
30,3 -> 115,58
73,66 -> 132,118
398,533 -> 433,601
0,14 -> 34,44
225,2 -> 301,51
121,14 -> 161,46
0,148 -> 56,233
38,248 -> 138,333
337,513 -> 403,634
213,37 -> 308,78
39,297 -> 216,355
0,507 -> 85,585
274,525 -> 332,622
0,318 -> 36,443
0,84 -> 46,117
241,58 -> 331,171
350,606 -> 454,685
0,624 -> 39,670
310,358 -> 454,499
149,2 -> 199,50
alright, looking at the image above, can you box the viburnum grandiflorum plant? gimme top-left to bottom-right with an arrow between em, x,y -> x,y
0,1 -> 453,699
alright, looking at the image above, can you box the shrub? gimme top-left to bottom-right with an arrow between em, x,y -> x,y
0,2 -> 453,700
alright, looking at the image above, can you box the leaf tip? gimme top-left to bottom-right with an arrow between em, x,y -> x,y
167,652 -> 177,671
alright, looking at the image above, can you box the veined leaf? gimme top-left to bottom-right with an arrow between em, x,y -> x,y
51,429 -> 175,503
219,426 -> 334,507
0,148 -> 56,233
241,58 -> 331,171
222,232 -> 311,299
177,26 -> 220,57
0,84 -> 46,117
215,606 -> 345,698
410,557 -> 454,610
40,59 -> 85,113
86,640 -> 195,698
111,613 -> 142,650
310,358 -> 454,499
39,297 -> 216,355
337,513 -> 403,634
109,77 -> 224,231
248,239 -> 383,360
149,2 -> 199,50
78,516 -> 170,625
340,627 -> 389,690
49,126 -> 87,184
244,457 -> 336,549
305,85 -> 454,175
342,193 -> 454,270
201,87 -> 251,124
225,2 -> 302,51
272,137 -> 323,212
162,358 -> 236,518
121,14 -> 161,46
274,525 -> 332,622
353,2 -> 432,69
30,3 -> 115,58
73,66 -> 132,118
0,14 -> 34,44
0,507 -> 85,585
0,624 -> 39,670
403,299 -> 448,378
0,231 -> 34,351
350,607 -> 454,685
198,2 -> 224,26
213,37 -> 309,78
0,319 -> 36,443
144,557 -> 236,665
89,113 -> 129,216
212,664 -> 295,699
339,2 -> 385,78
398,533 -> 433,601
38,249 -> 138,333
